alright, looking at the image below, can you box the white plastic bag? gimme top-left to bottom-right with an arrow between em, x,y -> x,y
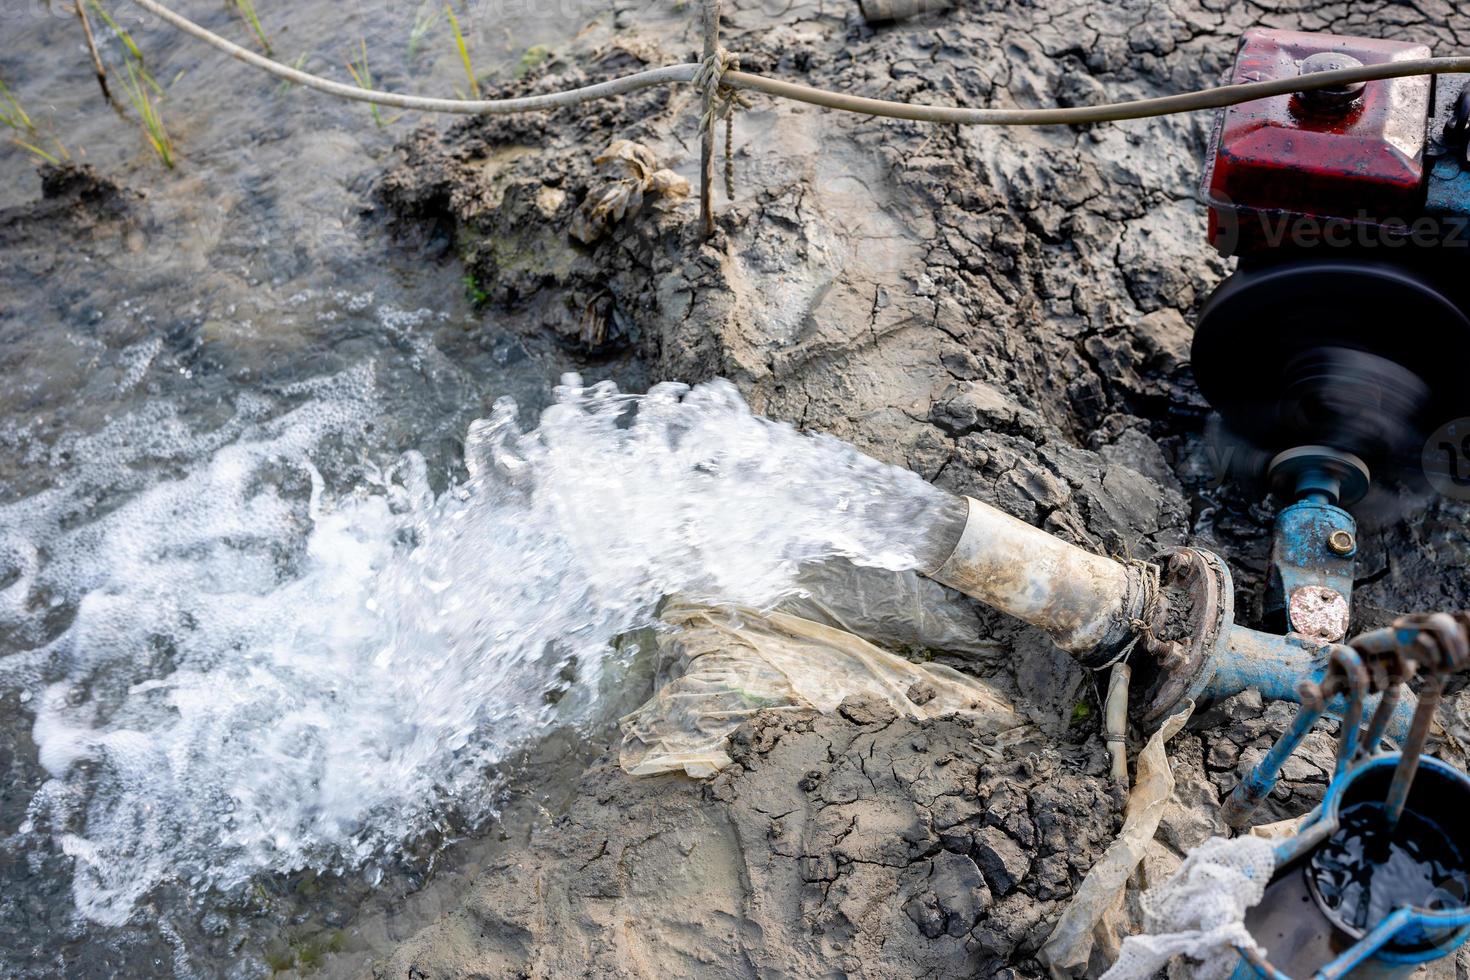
619,599 -> 1019,777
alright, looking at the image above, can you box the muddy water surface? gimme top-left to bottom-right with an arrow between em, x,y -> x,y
0,1 -> 636,975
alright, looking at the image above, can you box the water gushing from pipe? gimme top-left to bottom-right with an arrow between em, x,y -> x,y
2,372 -> 963,924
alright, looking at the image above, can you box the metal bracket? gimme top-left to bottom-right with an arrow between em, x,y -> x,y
1268,500 -> 1357,644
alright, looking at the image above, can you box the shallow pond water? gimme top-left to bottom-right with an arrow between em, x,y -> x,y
0,1 -> 640,975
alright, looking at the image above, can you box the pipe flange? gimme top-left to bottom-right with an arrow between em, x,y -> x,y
1129,547 -> 1235,728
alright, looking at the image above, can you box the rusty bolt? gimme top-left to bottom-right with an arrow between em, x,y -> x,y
1156,641 -> 1189,672
1327,529 -> 1356,556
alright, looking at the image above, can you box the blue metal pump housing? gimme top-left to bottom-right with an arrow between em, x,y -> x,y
1120,544 -> 1416,741
1263,447 -> 1366,646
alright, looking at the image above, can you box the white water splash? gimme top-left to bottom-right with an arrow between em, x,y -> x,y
4,372 -> 956,925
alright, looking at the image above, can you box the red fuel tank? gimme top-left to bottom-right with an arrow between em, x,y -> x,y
1203,28 -> 1432,255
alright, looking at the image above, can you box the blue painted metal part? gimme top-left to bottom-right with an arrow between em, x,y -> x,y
1426,154 -> 1470,218
1234,908 -> 1470,979
1221,699 -> 1325,828
1203,626 -> 1324,703
1200,626 -> 1416,740
1427,77 -> 1470,220
1219,642 -> 1415,829
1229,756 -> 1470,980
1268,498 -> 1356,637
1330,648 -> 1367,779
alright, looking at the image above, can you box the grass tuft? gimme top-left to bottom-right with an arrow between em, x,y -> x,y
233,0 -> 273,55
120,60 -> 174,168
346,40 -> 402,128
515,44 -> 550,79
444,5 -> 480,100
0,76 -> 34,133
463,273 -> 489,305
407,4 -> 441,60
276,51 -> 309,94
1,75 -> 72,165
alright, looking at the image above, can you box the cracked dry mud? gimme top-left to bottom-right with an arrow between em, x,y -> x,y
384,696 -> 1122,978
373,0 -> 1470,976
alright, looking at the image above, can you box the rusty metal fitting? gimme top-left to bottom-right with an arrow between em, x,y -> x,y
1296,51 -> 1367,109
1327,528 -> 1356,556
1127,547 -> 1234,728
1343,610 -> 1470,696
1297,676 -> 1326,713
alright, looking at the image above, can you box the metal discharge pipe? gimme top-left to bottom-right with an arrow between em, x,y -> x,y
922,496 -> 1143,666
912,493 -> 1420,740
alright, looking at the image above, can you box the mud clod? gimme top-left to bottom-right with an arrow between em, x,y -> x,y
381,706 -> 1120,978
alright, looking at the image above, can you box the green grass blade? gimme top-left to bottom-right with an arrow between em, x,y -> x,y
407,5 -> 441,59
121,60 -> 174,168
346,40 -> 395,128
233,0 -> 273,55
277,52 -> 308,94
12,137 -> 60,165
87,0 -> 145,64
444,5 -> 479,100
0,77 -> 34,133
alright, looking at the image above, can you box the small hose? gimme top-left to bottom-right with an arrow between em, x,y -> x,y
128,0 -> 1470,125
1105,662 -> 1131,789
723,58 -> 1470,125
128,0 -> 700,114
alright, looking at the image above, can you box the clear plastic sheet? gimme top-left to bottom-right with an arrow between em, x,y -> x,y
779,561 -> 1005,661
619,596 -> 1019,778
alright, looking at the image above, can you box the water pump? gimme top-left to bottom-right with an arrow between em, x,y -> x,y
1193,27 -> 1470,643
920,28 -> 1470,745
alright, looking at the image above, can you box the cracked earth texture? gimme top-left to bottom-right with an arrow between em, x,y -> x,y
374,0 -> 1470,976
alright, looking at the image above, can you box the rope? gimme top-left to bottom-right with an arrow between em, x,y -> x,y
725,114 -> 735,201
694,46 -> 750,201
125,0 -> 1470,126
694,47 -> 747,129
1096,559 -> 1162,671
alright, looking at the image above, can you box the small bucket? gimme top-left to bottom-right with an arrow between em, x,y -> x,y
1236,755 -> 1470,979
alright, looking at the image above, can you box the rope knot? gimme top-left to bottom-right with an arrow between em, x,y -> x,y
694,46 -> 747,125
1097,557 -> 1162,670
693,46 -> 749,203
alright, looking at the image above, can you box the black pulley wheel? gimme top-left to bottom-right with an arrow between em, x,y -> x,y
1192,259 -> 1470,475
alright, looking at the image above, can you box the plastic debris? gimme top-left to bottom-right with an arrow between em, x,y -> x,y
619,595 -> 1019,778
1100,835 -> 1276,980
569,139 -> 690,244
780,561 -> 1008,662
1039,702 -> 1193,977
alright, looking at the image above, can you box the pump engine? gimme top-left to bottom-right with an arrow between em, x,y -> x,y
1190,27 -> 1470,639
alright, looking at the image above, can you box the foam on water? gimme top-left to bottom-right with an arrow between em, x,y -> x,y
2,371 -> 955,926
